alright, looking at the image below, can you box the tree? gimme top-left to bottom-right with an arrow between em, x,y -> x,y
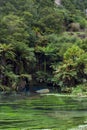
14,42 -> 36,75
53,45 -> 87,89
0,43 -> 15,88
0,14 -> 29,44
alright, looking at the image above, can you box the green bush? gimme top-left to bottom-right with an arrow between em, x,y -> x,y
72,84 -> 87,95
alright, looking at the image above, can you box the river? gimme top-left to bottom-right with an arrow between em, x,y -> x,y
0,94 -> 87,130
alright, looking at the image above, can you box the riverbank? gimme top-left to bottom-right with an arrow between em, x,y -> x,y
0,91 -> 87,100
42,93 -> 87,98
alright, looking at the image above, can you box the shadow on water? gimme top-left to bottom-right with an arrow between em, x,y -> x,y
0,93 -> 87,130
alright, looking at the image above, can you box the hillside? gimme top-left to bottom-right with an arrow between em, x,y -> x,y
0,0 -> 87,94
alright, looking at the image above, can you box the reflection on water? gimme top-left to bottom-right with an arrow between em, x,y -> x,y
0,94 -> 87,130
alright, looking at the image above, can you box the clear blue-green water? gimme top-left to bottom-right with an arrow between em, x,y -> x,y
0,94 -> 87,130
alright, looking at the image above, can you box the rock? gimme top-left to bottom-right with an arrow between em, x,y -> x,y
70,124 -> 87,130
36,89 -> 49,94
55,0 -> 61,6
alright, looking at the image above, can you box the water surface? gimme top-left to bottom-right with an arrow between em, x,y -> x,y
0,94 -> 87,130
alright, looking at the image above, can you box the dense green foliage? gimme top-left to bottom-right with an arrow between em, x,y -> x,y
0,0 -> 87,93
